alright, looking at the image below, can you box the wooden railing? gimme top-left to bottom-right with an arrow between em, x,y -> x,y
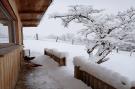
44,49 -> 66,66
0,46 -> 23,89
74,66 -> 135,89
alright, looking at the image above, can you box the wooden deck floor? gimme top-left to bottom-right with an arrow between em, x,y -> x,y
15,55 -> 64,89
15,53 -> 91,89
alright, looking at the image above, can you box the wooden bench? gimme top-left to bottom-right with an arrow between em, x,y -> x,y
44,49 -> 66,66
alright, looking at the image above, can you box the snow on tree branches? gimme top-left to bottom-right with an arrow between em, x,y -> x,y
51,5 -> 135,64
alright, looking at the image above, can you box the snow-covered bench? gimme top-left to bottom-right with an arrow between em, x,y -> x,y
73,56 -> 135,89
44,48 -> 66,66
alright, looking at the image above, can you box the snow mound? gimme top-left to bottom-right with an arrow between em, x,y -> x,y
73,56 -> 133,89
45,48 -> 68,58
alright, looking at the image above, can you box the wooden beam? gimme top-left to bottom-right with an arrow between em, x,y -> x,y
0,0 -> 17,20
22,24 -> 37,26
0,18 -> 8,21
21,19 -> 39,22
22,20 -> 39,27
19,10 -> 46,14
15,0 -> 52,27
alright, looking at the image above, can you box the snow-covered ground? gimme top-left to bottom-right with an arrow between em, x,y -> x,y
24,39 -> 135,88
23,39 -> 91,89
0,37 -> 9,43
24,39 -> 89,71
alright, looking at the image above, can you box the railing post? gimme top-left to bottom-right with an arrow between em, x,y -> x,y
44,49 -> 46,55
63,57 -> 66,66
59,57 -> 66,66
74,66 -> 81,79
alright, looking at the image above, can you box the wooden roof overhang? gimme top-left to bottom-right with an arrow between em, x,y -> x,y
15,0 -> 52,27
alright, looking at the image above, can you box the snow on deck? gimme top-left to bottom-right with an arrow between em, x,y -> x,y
16,39 -> 135,89
15,40 -> 91,89
101,51 -> 135,82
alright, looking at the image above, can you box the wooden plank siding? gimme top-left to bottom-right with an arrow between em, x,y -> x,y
0,46 -> 23,89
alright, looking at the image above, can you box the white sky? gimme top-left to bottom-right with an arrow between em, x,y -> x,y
23,0 -> 135,37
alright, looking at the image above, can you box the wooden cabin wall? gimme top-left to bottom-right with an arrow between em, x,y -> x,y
0,47 -> 23,89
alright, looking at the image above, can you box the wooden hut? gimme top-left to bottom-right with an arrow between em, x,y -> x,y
0,0 -> 52,89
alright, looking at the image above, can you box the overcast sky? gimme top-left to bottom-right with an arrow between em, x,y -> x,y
23,0 -> 135,37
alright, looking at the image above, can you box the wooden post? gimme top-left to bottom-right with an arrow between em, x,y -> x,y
72,39 -> 74,45
35,33 -> 39,40
74,66 -> 81,79
56,36 -> 58,42
44,50 -> 46,55
86,72 -> 90,86
63,57 -> 66,66
28,49 -> 30,56
59,57 -> 66,66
